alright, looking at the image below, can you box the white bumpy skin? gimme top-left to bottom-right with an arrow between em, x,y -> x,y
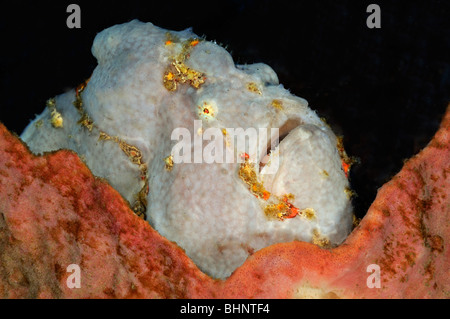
21,20 -> 353,279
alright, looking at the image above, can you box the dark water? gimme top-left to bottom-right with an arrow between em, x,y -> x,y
0,0 -> 448,218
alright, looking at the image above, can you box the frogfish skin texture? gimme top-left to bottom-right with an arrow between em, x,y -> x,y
0,105 -> 448,298
20,20 -> 353,278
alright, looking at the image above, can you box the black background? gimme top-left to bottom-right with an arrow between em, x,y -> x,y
0,0 -> 448,218
0,299 -> 437,316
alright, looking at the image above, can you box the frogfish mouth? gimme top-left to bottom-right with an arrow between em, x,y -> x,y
21,20 -> 354,279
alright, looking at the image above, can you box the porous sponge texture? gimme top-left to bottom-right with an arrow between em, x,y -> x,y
21,20 -> 352,279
